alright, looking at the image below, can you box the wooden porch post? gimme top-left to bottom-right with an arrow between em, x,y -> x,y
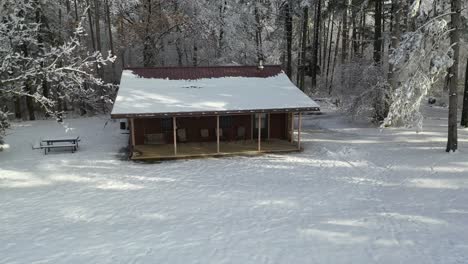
298,112 -> 302,150
130,118 -> 135,148
173,117 -> 177,156
258,113 -> 262,151
216,115 -> 220,153
290,113 -> 295,143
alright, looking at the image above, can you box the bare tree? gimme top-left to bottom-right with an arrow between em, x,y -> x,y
310,0 -> 322,92
446,0 -> 461,152
298,6 -> 309,91
285,0 -> 293,78
373,0 -> 382,64
460,58 -> 468,127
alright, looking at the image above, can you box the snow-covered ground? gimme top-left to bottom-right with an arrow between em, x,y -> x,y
1,106 -> 468,264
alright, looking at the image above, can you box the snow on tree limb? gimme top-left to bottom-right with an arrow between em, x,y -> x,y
383,15 -> 454,131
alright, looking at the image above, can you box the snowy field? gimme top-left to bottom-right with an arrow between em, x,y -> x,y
1,106 -> 468,264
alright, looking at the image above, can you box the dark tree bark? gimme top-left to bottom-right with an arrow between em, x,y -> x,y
329,20 -> 342,94
193,41 -> 198,66
299,6 -> 309,91
373,0 -> 383,64
341,4 -> 348,63
322,12 -> 331,72
74,0 -> 79,22
285,1 -> 293,78
461,58 -> 468,127
217,1 -> 227,59
143,0 -> 153,67
66,0 -> 71,13
20,43 -> 35,120
105,0 -> 116,81
14,97 -> 22,119
24,84 -> 35,121
310,0 -> 322,92
254,2 -> 264,63
388,0 -> 401,88
360,11 -> 365,55
85,0 -> 96,52
94,0 -> 102,53
351,15 -> 358,58
446,0 -> 461,152
174,1 -> 183,66
325,14 -> 335,91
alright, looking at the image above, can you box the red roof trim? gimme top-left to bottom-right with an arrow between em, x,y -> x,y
123,65 -> 284,80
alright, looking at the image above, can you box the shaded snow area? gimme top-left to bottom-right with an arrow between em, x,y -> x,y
112,70 -> 319,115
1,107 -> 468,263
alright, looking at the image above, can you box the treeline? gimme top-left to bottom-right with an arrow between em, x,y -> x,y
0,0 -> 467,152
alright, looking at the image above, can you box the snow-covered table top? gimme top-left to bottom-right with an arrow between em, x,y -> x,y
111,70 -> 320,117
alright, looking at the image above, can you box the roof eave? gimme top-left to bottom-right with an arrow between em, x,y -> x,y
110,107 -> 321,119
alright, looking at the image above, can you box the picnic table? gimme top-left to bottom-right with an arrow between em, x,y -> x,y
39,136 -> 80,154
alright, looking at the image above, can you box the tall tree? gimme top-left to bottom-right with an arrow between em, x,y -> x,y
329,20 -> 342,94
388,0 -> 401,88
284,0 -> 293,78
310,0 -> 322,92
461,58 -> 468,127
446,0 -> 461,152
341,2 -> 348,63
104,0 -> 116,81
298,6 -> 309,91
373,0 -> 382,64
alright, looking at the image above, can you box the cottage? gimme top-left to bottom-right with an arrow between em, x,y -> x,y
110,65 -> 320,160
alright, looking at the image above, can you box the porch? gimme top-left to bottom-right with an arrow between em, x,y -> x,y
131,139 -> 301,160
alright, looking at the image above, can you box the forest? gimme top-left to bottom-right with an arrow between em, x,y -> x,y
0,0 -> 467,151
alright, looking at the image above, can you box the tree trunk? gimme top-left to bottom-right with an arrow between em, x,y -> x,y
299,6 -> 309,91
323,12 -> 331,72
351,15 -> 358,58
74,0 -> 79,22
388,0 -> 401,88
85,0 -> 96,52
310,0 -> 321,92
446,0 -> 461,152
143,0 -> 153,67
325,14 -> 335,91
254,2 -> 264,63
285,1 -> 293,78
373,0 -> 383,64
217,1 -> 227,59
329,20 -> 342,94
360,11 -> 365,55
14,97 -> 22,119
24,83 -> 35,121
93,0 -> 104,79
461,58 -> 468,126
341,3 -> 348,63
94,0 -> 102,53
193,41 -> 198,66
105,0 -> 116,81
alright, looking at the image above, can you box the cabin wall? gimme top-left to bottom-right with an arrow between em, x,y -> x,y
132,113 -> 289,145
269,113 -> 288,140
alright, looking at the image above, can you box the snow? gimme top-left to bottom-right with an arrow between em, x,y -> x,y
1,106 -> 468,263
111,70 -> 320,116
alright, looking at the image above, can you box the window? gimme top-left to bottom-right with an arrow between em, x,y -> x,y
220,116 -> 232,129
161,118 -> 172,131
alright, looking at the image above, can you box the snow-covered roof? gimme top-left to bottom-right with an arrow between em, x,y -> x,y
111,66 -> 320,118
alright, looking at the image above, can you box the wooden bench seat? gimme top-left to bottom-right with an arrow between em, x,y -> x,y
40,142 -> 78,154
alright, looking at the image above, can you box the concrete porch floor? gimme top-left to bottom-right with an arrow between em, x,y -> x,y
131,139 -> 300,160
